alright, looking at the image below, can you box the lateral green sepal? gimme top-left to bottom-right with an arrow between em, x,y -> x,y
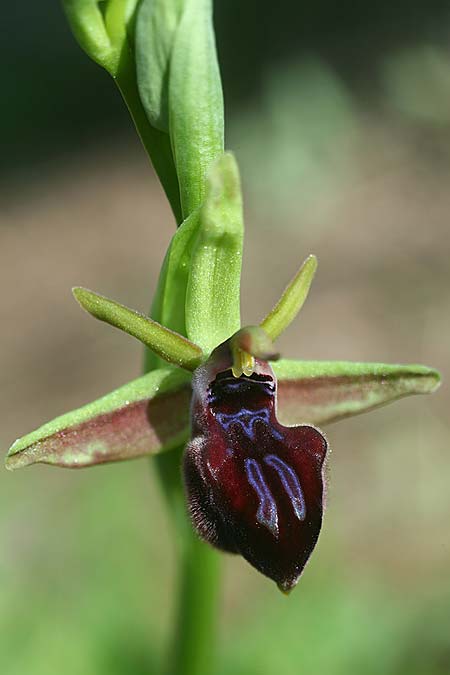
272,359 -> 441,426
73,287 -> 204,371
6,368 -> 191,470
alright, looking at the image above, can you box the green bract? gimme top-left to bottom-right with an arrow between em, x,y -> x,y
136,0 -> 224,220
185,153 -> 244,353
136,0 -> 183,133
147,152 -> 243,368
168,0 -> 224,218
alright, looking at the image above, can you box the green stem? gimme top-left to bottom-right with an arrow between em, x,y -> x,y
115,45 -> 183,224
169,529 -> 221,675
151,447 -> 221,675
132,0 -> 222,660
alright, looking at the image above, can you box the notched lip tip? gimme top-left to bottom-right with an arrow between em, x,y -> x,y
277,580 -> 297,595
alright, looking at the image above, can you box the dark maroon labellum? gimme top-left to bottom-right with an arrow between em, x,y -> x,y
183,339 -> 328,592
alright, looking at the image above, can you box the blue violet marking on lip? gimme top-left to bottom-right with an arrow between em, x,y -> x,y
245,458 -> 279,537
264,454 -> 306,521
183,338 -> 328,592
215,408 -> 283,441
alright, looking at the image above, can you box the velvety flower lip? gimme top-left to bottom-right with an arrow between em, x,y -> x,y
184,337 -> 329,592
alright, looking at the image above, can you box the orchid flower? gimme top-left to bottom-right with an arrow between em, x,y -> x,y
6,1 -> 441,673
6,171 -> 440,586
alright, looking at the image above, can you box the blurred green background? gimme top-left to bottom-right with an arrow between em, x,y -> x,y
1,2 -> 449,674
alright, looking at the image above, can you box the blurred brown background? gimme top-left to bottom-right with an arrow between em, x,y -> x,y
1,2 -> 449,674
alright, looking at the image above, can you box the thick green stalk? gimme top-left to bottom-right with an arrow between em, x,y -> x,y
168,528 -> 221,675
149,440 -> 221,675
143,182 -> 222,672
134,1 -> 224,668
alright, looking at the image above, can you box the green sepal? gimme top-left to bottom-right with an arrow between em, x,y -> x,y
135,0 -> 184,133
185,153 -> 244,355
6,368 -> 191,470
273,359 -> 441,426
261,254 -> 317,342
73,287 -> 204,370
169,0 -> 224,218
